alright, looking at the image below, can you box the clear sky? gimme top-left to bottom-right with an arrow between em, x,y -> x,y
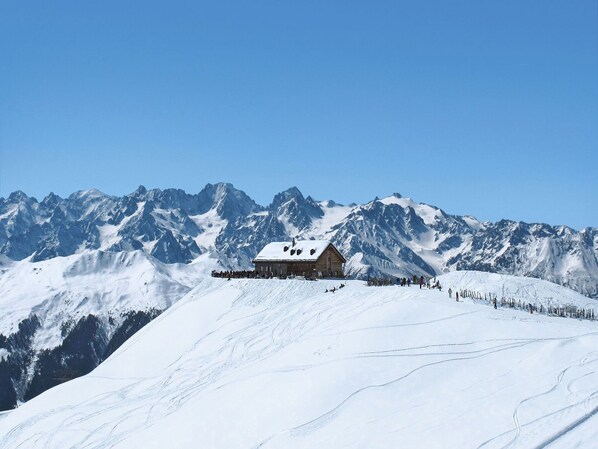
1,1 -> 597,229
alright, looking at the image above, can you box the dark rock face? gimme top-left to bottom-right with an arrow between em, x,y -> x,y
269,187 -> 323,232
103,309 -> 162,360
216,213 -> 288,269
0,359 -> 16,411
150,231 -> 200,264
0,316 -> 40,410
0,310 -> 161,411
199,183 -> 263,220
25,315 -> 107,400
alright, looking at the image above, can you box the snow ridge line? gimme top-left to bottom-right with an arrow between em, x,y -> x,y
532,403 -> 598,449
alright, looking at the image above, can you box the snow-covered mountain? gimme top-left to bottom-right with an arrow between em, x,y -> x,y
1,184 -> 597,297
1,275 -> 597,448
0,250 -> 212,410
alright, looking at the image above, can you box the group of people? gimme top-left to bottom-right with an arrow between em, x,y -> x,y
367,277 -> 395,286
211,270 -> 259,279
396,275 -> 442,291
211,270 -> 319,281
365,274 -> 445,290
325,283 -> 346,293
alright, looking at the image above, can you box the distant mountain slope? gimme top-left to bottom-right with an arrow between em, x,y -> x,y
0,250 -> 210,410
1,184 -> 597,297
1,276 -> 597,448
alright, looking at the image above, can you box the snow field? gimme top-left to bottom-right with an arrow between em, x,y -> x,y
1,277 -> 597,448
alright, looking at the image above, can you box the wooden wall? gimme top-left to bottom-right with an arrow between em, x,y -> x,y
314,246 -> 345,277
254,245 -> 345,278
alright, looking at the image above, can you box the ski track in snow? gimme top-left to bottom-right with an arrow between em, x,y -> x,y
1,278 -> 598,448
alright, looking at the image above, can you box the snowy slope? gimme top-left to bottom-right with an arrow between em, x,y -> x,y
1,275 -> 597,448
439,270 -> 598,311
0,250 -> 206,340
0,250 -> 216,409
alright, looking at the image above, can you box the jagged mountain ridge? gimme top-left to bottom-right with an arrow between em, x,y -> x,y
1,183 -> 597,297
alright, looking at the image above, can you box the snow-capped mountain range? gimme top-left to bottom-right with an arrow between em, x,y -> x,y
2,183 -> 597,297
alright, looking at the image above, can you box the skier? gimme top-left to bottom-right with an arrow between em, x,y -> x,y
456,291 -> 459,302
529,303 -> 533,314
448,288 -> 452,298
419,275 -> 424,289
493,298 -> 497,309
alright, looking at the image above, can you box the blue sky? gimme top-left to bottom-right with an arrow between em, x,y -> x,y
1,1 -> 596,229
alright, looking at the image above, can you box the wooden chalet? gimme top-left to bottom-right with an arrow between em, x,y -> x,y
252,239 -> 345,278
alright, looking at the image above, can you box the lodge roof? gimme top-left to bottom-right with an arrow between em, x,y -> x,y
252,240 -> 344,263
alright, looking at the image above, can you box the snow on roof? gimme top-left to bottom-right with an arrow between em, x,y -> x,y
253,240 -> 335,262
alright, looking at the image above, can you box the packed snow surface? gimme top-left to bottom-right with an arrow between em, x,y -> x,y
1,276 -> 598,449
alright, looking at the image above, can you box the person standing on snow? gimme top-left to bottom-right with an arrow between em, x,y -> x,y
448,288 -> 452,298
456,291 -> 459,302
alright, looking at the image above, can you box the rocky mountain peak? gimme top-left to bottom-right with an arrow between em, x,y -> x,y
269,186 -> 304,210
197,182 -> 261,220
135,185 -> 148,194
42,192 -> 62,206
7,191 -> 30,203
